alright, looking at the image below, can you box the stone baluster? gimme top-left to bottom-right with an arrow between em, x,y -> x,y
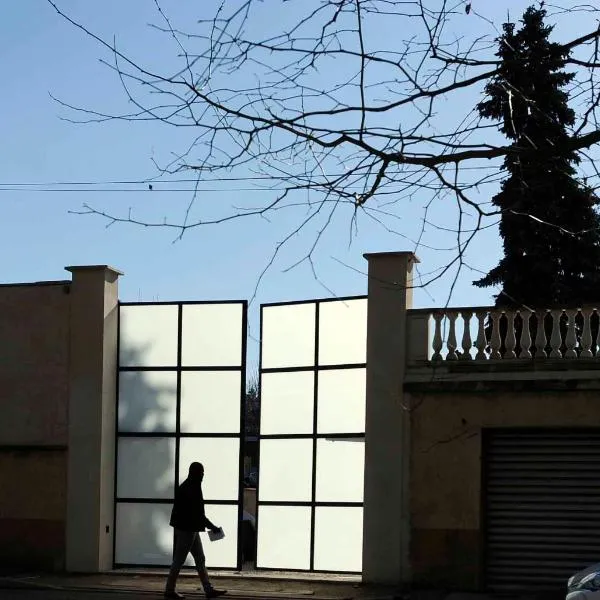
564,308 -> 578,358
474,311 -> 487,360
580,307 -> 594,358
489,311 -> 502,360
548,309 -> 563,358
446,311 -> 458,361
504,310 -> 517,359
519,310 -> 533,359
431,313 -> 444,361
460,310 -> 473,360
534,310 -> 548,358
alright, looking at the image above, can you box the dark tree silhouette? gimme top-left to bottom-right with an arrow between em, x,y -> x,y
245,377 -> 259,437
474,5 -> 600,308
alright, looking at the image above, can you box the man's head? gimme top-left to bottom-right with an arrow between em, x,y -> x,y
189,462 -> 204,482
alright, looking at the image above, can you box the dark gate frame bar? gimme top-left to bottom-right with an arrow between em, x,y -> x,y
309,302 -> 320,571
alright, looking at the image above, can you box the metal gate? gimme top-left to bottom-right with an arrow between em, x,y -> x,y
484,429 -> 600,592
114,301 -> 247,569
257,297 -> 367,573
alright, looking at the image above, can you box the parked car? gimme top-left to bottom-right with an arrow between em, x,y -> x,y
567,564 -> 600,599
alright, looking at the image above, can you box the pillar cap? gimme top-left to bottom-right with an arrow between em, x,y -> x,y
363,251 -> 420,263
65,265 -> 124,276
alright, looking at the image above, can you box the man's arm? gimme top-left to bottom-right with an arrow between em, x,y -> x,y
199,487 -> 219,531
204,515 -> 219,532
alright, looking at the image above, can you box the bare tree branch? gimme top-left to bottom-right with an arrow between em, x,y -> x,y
47,0 -> 600,294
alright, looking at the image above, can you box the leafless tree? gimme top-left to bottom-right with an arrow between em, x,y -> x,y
47,0 -> 600,293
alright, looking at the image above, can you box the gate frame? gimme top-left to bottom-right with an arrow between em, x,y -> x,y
256,295 -> 367,574
113,300 -> 247,570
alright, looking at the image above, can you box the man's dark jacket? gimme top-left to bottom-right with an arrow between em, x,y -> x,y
169,477 -> 215,532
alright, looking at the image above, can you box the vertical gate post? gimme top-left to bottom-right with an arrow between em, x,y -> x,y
362,251 -> 418,585
65,265 -> 122,572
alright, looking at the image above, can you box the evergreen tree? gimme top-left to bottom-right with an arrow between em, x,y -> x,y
474,5 -> 600,308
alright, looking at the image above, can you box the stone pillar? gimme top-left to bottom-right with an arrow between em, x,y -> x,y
362,251 -> 418,586
65,266 -> 122,572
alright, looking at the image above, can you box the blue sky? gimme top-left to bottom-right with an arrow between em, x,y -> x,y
2,1 -> 597,370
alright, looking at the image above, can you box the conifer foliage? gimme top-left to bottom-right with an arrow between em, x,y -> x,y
474,6 -> 600,308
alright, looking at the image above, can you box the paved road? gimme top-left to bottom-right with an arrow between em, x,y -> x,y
0,591 -> 242,600
0,588 -> 308,600
0,592 -> 154,600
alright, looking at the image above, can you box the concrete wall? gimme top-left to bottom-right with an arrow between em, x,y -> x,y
407,385 -> 600,591
0,283 -> 70,446
0,269 -> 121,574
0,281 -> 71,571
65,266 -> 121,572
0,448 -> 67,570
362,252 -> 418,585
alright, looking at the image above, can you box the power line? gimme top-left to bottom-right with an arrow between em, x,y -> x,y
0,176 -> 298,186
0,158 -> 597,193
0,187 -> 278,193
0,181 -> 506,194
0,159 -> 597,189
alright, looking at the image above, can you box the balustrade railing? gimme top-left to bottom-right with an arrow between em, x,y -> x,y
411,307 -> 600,362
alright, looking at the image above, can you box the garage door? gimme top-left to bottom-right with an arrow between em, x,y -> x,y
485,429 -> 600,593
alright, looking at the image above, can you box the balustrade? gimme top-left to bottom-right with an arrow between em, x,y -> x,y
416,307 -> 600,361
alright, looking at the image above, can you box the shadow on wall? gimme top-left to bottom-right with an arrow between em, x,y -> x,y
115,343 -> 178,567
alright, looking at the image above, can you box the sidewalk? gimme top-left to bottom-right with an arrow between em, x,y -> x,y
0,570 -> 389,600
0,570 -> 547,600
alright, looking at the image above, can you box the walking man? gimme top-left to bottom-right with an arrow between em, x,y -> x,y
165,462 -> 227,599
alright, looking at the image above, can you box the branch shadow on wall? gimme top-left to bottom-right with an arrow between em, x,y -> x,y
115,343 -> 178,567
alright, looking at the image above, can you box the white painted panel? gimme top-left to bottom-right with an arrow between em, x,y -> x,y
258,439 -> 313,502
180,371 -> 241,434
315,438 -> 364,503
119,305 -> 178,367
115,502 -> 172,565
117,438 -> 175,499
260,371 -> 314,435
118,371 -> 177,433
183,503 -> 239,569
179,437 -> 240,501
256,505 -> 311,569
314,506 -> 363,572
318,299 -> 367,366
317,368 -> 366,434
262,303 -> 316,369
182,304 -> 243,367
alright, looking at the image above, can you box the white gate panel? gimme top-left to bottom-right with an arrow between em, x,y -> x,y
314,506 -> 363,572
256,505 -> 312,570
115,301 -> 247,569
115,503 -> 172,565
257,297 -> 367,573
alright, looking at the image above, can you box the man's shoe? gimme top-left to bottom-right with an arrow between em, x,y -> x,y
164,591 -> 185,599
205,589 -> 227,598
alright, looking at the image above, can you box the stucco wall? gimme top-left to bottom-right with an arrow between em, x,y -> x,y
408,386 -> 600,591
0,282 -> 70,445
0,281 -> 71,571
0,448 -> 67,570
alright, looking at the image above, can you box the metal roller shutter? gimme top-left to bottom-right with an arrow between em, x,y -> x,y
484,429 -> 600,593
